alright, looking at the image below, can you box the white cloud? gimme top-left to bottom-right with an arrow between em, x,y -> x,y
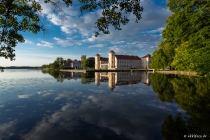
88,44 -> 106,48
142,27 -> 164,34
53,37 -> 82,47
37,41 -> 54,48
25,39 -> 34,44
37,0 -> 171,56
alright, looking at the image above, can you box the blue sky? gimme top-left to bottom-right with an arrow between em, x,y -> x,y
0,0 -> 171,66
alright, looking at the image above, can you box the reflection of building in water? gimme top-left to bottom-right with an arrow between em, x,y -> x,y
63,72 -> 81,80
95,72 -> 150,90
95,72 -> 108,86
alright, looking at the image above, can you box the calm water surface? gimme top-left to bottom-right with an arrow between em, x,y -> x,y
0,70 -> 209,140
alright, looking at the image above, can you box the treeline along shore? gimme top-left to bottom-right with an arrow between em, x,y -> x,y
2,66 -> 41,69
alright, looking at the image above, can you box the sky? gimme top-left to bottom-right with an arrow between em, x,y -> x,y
0,0 -> 172,66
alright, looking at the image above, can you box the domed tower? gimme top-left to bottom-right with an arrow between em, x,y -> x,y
95,53 -> 100,70
108,50 -> 115,69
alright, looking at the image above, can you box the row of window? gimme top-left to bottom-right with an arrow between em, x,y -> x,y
116,65 -> 141,68
117,60 -> 140,63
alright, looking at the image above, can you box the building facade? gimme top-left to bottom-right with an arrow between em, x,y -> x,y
71,59 -> 81,69
95,50 -> 151,69
64,59 -> 81,69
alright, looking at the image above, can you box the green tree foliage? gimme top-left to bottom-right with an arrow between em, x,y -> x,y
53,60 -> 59,68
56,57 -> 64,65
150,49 -> 168,70
172,42 -> 210,75
41,64 -> 49,68
83,58 -> 94,68
150,40 -> 176,70
42,57 -> 64,69
66,58 -> 72,66
81,55 -> 86,68
152,0 -> 210,75
0,0 -> 45,60
1,0 -> 144,60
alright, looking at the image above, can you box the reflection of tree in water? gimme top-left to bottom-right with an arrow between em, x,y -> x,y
42,69 -> 64,83
150,73 -> 176,103
162,113 -> 187,140
81,72 -> 95,84
150,74 -> 210,139
169,76 -> 210,136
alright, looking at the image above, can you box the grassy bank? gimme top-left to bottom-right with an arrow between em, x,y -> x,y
156,70 -> 198,76
42,68 -> 60,71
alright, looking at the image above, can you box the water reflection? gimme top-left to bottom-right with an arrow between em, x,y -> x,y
95,72 -> 150,90
150,73 -> 210,139
44,70 -> 150,90
0,70 -> 210,140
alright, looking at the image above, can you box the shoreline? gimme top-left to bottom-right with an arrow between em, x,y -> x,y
155,70 -> 198,76
60,69 -> 155,73
44,68 -> 206,77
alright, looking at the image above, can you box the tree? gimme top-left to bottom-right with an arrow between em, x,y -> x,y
53,60 -> 59,68
66,58 -> 72,66
56,57 -> 64,65
49,63 -> 54,69
42,64 -> 49,68
172,42 -> 210,75
1,0 -> 144,60
83,58 -> 94,68
150,49 -> 168,70
81,55 -> 86,68
0,0 -> 45,61
160,0 -> 210,75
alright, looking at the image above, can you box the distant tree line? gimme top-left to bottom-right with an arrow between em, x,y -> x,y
42,55 -> 95,69
150,0 -> 210,76
42,57 -> 66,69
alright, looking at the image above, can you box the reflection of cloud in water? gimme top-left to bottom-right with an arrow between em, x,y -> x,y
37,90 -> 54,96
18,95 -> 31,98
88,89 -> 106,94
21,89 -> 178,140
0,120 -> 17,139
141,102 -> 187,114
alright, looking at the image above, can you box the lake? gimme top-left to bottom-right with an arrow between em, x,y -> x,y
0,69 -> 209,140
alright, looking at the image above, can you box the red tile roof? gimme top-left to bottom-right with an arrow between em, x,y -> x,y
71,59 -> 80,63
115,55 -> 141,60
100,57 -> 108,61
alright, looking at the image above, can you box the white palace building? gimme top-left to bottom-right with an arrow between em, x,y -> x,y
95,50 -> 151,69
